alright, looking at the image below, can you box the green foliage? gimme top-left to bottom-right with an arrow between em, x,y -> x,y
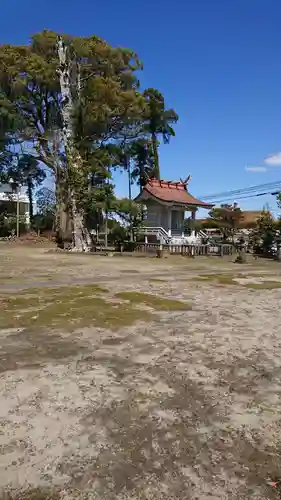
107,220 -> 127,247
1,154 -> 46,221
17,155 -> 45,186
32,187 -> 55,232
113,198 -> 144,234
209,203 -> 243,241
250,209 -> 276,255
129,139 -> 155,186
0,213 -> 27,237
32,213 -> 54,232
36,187 -> 55,215
0,30 -> 144,175
143,88 -> 178,179
184,217 -> 202,234
0,30 -> 178,248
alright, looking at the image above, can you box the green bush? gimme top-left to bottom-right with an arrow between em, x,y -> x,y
0,213 -> 28,237
123,241 -> 137,252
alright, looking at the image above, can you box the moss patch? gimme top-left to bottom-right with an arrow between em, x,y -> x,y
245,281 -> 281,290
149,278 -> 168,283
0,284 -> 154,331
193,274 -> 238,286
0,488 -> 61,500
120,269 -> 140,274
193,274 -> 281,290
115,291 -> 191,311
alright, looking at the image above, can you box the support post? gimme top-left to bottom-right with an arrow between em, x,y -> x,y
104,212 -> 108,249
126,155 -> 133,243
276,236 -> 281,261
16,191 -> 20,238
191,210 -> 196,238
168,209 -> 172,236
157,238 -> 163,258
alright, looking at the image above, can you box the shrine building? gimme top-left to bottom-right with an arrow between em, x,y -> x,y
135,177 -> 214,244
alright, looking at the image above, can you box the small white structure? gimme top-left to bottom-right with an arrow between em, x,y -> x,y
0,184 -> 30,225
135,177 -> 213,245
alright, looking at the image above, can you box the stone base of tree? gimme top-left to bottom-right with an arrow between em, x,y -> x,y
235,251 -> 247,264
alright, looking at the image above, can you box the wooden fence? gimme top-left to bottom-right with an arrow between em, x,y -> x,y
135,243 -> 234,257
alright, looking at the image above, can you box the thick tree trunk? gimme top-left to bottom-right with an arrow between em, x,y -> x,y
152,132 -> 160,180
57,36 -> 92,251
71,193 -> 92,251
55,175 -> 73,248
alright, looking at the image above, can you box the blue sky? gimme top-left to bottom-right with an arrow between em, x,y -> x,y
2,0 -> 281,214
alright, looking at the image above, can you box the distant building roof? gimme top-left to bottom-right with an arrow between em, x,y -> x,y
135,178 -> 214,208
198,210 -> 271,228
0,183 -> 29,203
239,210 -> 266,227
0,192 -> 29,204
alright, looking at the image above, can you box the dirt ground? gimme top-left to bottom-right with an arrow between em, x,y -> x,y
1,243 -> 281,499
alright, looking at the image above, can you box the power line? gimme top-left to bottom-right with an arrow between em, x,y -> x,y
201,184 -> 281,201
201,181 -> 281,199
199,180 -> 281,201
209,190 -> 281,204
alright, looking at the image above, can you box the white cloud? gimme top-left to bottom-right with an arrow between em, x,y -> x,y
245,166 -> 267,173
264,152 -> 281,166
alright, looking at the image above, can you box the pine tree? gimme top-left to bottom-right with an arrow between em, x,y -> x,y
143,88 -> 178,179
0,31 -> 144,249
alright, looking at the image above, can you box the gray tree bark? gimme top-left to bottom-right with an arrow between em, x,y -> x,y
57,37 -> 92,251
55,167 -> 72,247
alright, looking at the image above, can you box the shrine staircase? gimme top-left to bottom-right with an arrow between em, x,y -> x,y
140,226 -> 203,245
140,226 -> 171,244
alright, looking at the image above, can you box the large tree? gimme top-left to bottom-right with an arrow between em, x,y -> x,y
143,88 -> 178,179
0,30 -> 145,250
0,31 -> 178,249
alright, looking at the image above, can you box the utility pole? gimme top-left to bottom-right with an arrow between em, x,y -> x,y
104,166 -> 110,249
9,178 -> 20,237
16,189 -> 20,238
127,155 -> 133,242
104,215 -> 108,248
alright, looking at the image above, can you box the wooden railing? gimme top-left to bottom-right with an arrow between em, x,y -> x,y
135,243 -> 235,256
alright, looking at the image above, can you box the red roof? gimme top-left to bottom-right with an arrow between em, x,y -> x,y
136,178 -> 214,208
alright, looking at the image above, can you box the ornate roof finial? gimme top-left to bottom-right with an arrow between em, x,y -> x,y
180,175 -> 192,189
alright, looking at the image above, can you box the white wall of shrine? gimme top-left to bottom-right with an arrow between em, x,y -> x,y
144,200 -> 196,237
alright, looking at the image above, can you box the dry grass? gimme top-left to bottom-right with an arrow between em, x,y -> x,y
115,291 -> 191,311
